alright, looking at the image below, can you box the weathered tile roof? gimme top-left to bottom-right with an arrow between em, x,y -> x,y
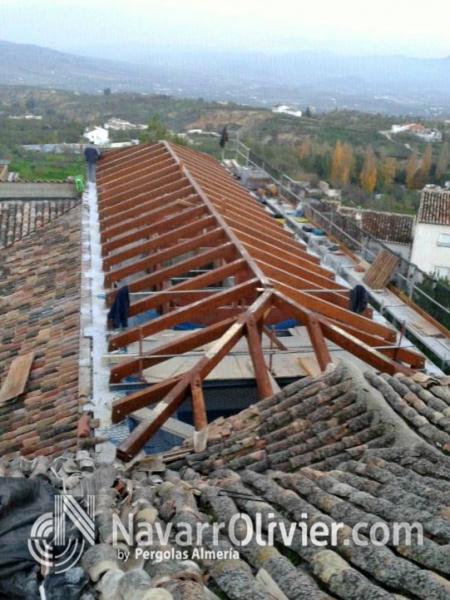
0,204 -> 82,459
0,198 -> 79,248
360,210 -> 414,245
169,364 -> 395,475
3,361 -> 450,599
418,187 -> 450,225
337,206 -> 414,245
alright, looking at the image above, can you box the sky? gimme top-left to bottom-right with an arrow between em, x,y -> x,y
1,0 -> 449,58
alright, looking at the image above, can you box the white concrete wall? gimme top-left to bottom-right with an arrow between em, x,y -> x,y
410,223 -> 450,276
384,242 -> 411,261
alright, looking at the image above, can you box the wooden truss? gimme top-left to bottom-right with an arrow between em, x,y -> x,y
96,141 -> 426,460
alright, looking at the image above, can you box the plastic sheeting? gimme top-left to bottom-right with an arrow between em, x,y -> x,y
0,478 -> 86,600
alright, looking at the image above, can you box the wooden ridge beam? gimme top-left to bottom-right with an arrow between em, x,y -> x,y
108,278 -> 260,350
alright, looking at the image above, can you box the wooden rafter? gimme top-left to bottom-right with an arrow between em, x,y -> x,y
104,227 -> 226,287
103,214 -> 218,270
105,242 -> 238,305
245,315 -> 274,399
115,291 -> 273,461
109,317 -> 237,384
108,278 -> 260,350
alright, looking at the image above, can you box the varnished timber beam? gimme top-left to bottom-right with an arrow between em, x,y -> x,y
305,314 -> 332,371
108,278 -> 260,350
104,227 -> 226,287
105,242 -> 237,305
101,203 -> 208,257
109,317 -> 237,385
245,316 -> 275,399
129,259 -> 249,317
116,291 -> 273,461
272,281 -> 396,342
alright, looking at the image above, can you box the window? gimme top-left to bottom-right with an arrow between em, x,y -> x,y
437,233 -> 450,247
435,266 -> 450,279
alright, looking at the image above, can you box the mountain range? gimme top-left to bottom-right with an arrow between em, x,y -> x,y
1,39 -> 449,115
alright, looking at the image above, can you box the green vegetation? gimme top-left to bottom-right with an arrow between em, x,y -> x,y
9,151 -> 84,180
1,86 -> 450,203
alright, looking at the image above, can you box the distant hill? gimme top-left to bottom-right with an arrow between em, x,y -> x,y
1,39 -> 450,116
0,40 -> 159,93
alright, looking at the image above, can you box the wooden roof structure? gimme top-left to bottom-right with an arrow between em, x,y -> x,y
96,141 -> 425,461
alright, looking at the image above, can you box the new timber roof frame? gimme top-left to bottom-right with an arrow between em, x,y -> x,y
96,141 -> 425,460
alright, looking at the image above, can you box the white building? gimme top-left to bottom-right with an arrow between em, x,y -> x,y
84,127 -> 109,146
271,105 -> 302,118
410,186 -> 450,277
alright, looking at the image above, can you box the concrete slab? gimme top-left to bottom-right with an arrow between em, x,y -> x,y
0,182 -> 78,199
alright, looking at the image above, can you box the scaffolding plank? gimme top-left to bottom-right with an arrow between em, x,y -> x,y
363,249 -> 400,289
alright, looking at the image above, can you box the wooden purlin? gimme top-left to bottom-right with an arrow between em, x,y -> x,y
109,317 -> 237,385
104,227 -> 226,287
101,200 -> 204,258
105,242 -> 238,305
108,278 -> 260,350
261,264 -> 351,311
100,180 -> 193,232
321,316 -> 425,368
363,249 -> 401,289
112,376 -> 183,423
116,291 -> 273,461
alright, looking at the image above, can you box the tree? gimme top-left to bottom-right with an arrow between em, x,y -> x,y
417,143 -> 432,188
360,145 -> 377,193
379,157 -> 397,191
103,88 -> 112,96
436,142 -> 450,180
304,106 -> 312,118
298,137 -> 311,157
138,114 -> 187,146
330,140 -> 352,186
405,152 -> 419,189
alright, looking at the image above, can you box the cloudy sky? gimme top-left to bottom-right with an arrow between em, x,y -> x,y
1,0 -> 449,58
